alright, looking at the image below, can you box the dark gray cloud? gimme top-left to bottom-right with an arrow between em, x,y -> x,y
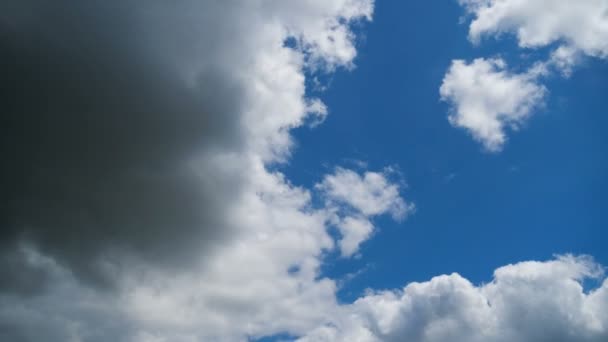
0,1 -> 384,341
0,1 -> 246,290
0,246 -> 52,296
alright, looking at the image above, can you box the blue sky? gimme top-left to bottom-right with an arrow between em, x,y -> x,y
2,1 -> 607,341
285,1 -> 608,301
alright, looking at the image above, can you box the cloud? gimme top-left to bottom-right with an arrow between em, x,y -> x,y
316,167 -> 413,257
0,1 -> 411,341
0,0 -> 373,290
440,58 -> 546,151
0,164 -> 408,341
317,167 -> 412,220
298,255 -> 608,342
1,0 -> 250,289
460,0 -> 608,77
460,0 -> 608,60
3,2 -> 603,342
335,216 -> 375,257
443,0 -> 608,150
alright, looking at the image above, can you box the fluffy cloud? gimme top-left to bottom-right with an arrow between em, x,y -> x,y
440,58 -> 546,151
444,0 -> 608,150
3,1 -> 603,341
317,168 -> 413,257
0,0 -> 394,340
0,163 -> 408,341
335,216 -> 375,257
461,0 -> 608,59
317,168 -> 412,220
298,255 -> 608,342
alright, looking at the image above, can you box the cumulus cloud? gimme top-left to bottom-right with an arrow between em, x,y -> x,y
444,0 -> 608,150
317,168 -> 412,220
317,167 -> 413,257
0,1 -> 411,340
3,1 -> 602,341
0,163 -> 408,341
0,0 -> 373,289
298,255 -> 608,342
440,58 -> 546,151
461,0 -> 608,60
335,216 -> 375,257
460,0 -> 608,77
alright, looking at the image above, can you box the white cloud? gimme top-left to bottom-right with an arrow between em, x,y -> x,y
440,58 -> 546,151
317,167 -> 413,220
444,0 -> 608,150
461,0 -> 608,60
298,255 -> 608,342
316,168 -> 413,257
336,216 -> 375,257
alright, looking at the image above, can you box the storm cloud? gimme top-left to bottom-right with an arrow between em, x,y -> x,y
0,1 -> 250,289
0,4 -> 380,341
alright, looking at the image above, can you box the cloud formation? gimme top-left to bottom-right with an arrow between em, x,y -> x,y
0,164 -> 409,341
318,168 -> 411,220
0,0 -> 374,289
444,0 -> 608,150
440,58 -> 546,151
461,0 -> 608,59
0,1 -> 407,340
2,1 -> 605,341
317,167 -> 413,256
299,255 -> 608,342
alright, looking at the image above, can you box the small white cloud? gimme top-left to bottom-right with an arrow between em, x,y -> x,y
316,167 -> 413,257
305,98 -> 329,127
550,45 -> 581,77
440,58 -> 546,151
461,0 -> 608,60
337,216 -> 375,257
318,167 -> 413,220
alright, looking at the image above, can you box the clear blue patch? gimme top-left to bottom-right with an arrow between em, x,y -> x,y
280,0 -> 608,304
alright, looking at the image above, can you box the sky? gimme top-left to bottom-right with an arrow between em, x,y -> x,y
0,1 -> 607,342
